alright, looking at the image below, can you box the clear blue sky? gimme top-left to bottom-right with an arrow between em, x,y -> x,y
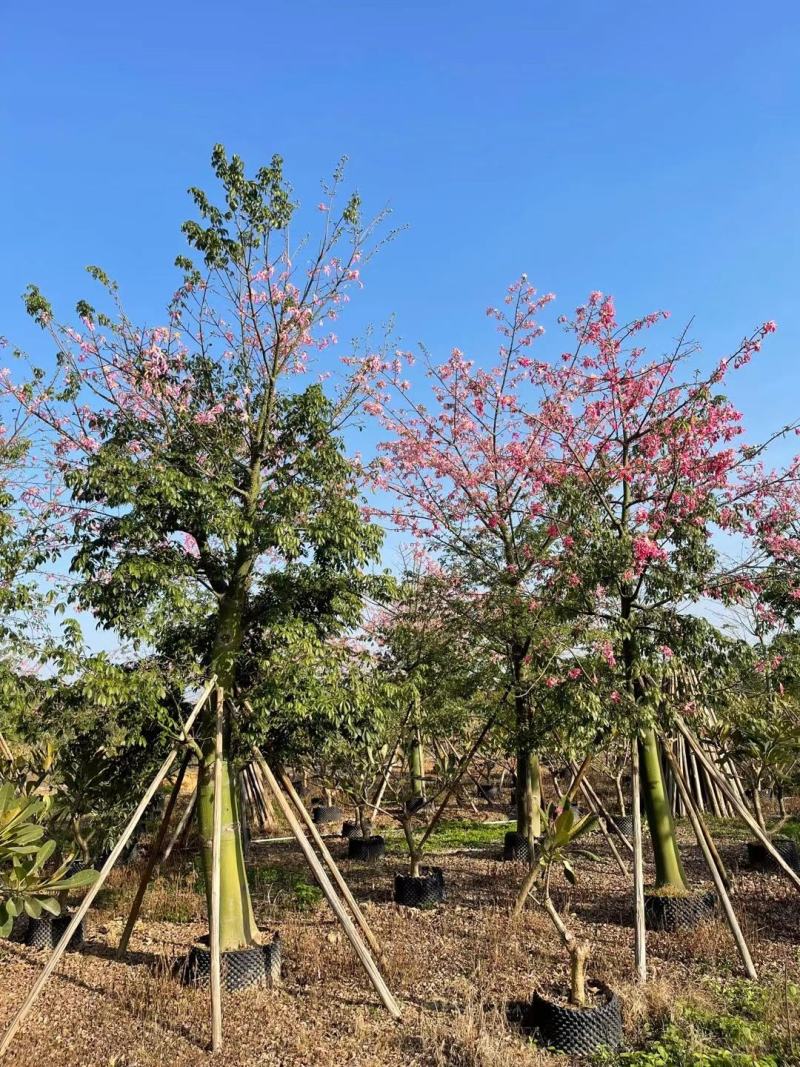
3,1 -> 799,440
2,3 -> 799,552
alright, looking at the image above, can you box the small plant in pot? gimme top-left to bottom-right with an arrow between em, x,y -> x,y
0,782 -> 98,949
511,800 -> 622,1056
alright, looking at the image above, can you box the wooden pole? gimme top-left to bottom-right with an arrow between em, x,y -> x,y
631,737 -> 647,985
669,749 -> 730,888
662,743 -> 756,978
162,785 -> 197,864
252,748 -> 402,1020
576,779 -> 629,877
116,750 -> 191,957
210,686 -> 224,1053
278,768 -> 385,961
579,775 -> 635,856
0,675 -> 217,1059
677,719 -> 800,892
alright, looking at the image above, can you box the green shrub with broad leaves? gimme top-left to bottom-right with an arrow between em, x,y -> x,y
0,781 -> 97,936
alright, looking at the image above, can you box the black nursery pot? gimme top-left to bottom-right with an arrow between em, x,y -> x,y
24,913 -> 84,951
644,889 -> 717,932
517,982 -> 622,1056
503,830 -> 533,863
180,933 -> 282,992
348,835 -> 385,863
613,814 -> 635,838
311,805 -> 342,828
393,866 -> 445,908
746,837 -> 800,873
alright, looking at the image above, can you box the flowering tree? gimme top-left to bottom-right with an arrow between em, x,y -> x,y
358,281 -> 586,846
517,289 -> 799,892
363,276 -> 799,893
3,147 -> 391,951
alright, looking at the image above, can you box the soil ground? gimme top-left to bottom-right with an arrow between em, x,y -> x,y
1,804 -> 799,1067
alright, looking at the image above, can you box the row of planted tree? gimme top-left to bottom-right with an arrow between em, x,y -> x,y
1,146 -> 800,1054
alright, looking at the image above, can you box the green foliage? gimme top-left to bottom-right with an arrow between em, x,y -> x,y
245,863 -> 322,911
0,781 -> 97,936
595,979 -> 798,1067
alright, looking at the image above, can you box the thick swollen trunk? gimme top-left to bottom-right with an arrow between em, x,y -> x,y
516,748 -> 542,842
638,729 -> 688,892
197,751 -> 257,950
196,584 -> 257,951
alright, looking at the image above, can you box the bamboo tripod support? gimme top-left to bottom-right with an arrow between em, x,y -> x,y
661,743 -> 757,979
116,750 -> 192,958
676,719 -> 800,893
0,675 -> 218,1059
251,747 -> 402,1020
277,769 -> 385,962
162,783 -> 197,863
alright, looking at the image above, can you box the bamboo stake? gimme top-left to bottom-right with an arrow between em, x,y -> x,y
278,768 -> 385,961
0,675 -> 217,1059
162,785 -> 197,864
580,776 -> 635,856
210,686 -> 224,1053
677,719 -> 800,892
576,779 -> 629,877
116,751 -> 191,957
631,737 -> 647,985
669,751 -> 730,888
662,743 -> 756,979
687,747 -> 705,813
252,748 -> 402,1020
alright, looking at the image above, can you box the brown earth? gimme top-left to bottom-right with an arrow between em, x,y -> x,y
1,815 -> 798,1067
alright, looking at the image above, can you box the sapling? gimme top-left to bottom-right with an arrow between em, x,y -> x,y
514,799 -> 598,1007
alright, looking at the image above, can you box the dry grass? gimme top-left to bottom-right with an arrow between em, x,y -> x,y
1,813 -> 798,1066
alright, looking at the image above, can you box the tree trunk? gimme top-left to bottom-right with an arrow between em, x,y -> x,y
638,729 -> 688,892
516,748 -> 541,841
196,585 -> 257,951
407,733 -> 425,799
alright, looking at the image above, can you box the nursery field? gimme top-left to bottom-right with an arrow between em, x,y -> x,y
2,806 -> 798,1067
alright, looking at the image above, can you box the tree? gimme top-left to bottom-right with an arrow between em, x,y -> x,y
359,280 -> 582,845
4,147 -> 391,951
517,287 -> 797,893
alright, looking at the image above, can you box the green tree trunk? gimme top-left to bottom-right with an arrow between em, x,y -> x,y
196,582 -> 258,951
638,728 -> 688,892
197,750 -> 257,950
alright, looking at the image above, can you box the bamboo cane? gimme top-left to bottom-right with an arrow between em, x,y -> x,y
580,776 -> 635,856
116,750 -> 191,957
669,751 -> 730,888
252,748 -> 402,1020
0,675 -> 217,1059
677,719 -> 800,893
162,785 -> 197,864
662,743 -> 756,979
278,768 -> 385,961
576,779 -> 629,877
631,738 -> 647,985
210,686 -> 224,1052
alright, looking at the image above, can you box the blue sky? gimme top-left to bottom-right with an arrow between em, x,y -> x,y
2,1 -> 799,647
